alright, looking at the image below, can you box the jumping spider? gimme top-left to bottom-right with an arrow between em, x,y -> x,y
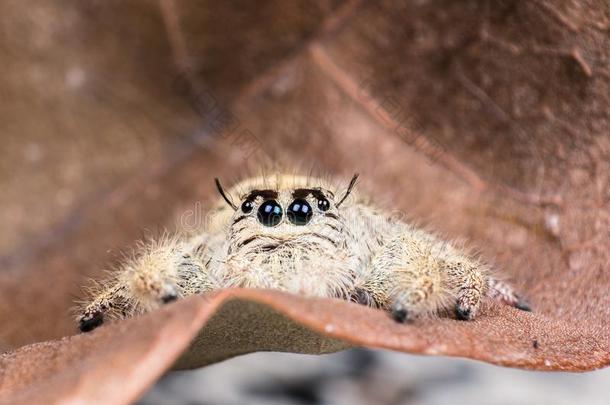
78,173 -> 530,332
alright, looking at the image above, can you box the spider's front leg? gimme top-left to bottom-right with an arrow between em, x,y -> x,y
363,228 -> 487,322
440,256 -> 487,320
78,236 -> 215,332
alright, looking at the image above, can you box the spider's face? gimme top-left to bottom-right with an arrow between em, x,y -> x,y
219,174 -> 359,297
216,174 -> 357,257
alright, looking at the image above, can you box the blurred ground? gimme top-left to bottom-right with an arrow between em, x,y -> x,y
141,349 -> 610,405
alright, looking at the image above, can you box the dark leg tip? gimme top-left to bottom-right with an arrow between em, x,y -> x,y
391,306 -> 410,323
79,311 -> 104,333
161,292 -> 178,304
455,306 -> 472,321
515,296 -> 532,312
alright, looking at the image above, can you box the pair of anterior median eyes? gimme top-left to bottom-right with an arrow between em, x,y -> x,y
215,174 -> 359,228
240,197 -> 331,227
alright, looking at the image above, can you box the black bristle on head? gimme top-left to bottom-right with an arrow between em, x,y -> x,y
215,178 -> 237,210
336,173 -> 360,207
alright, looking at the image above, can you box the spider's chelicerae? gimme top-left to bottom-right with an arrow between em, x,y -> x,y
77,173 -> 530,332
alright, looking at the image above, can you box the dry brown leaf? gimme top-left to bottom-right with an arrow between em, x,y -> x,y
1,289 -> 607,404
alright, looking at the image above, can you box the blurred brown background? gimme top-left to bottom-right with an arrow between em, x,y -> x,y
0,1 -> 608,401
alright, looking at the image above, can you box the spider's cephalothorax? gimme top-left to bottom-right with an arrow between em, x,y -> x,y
77,174 -> 530,332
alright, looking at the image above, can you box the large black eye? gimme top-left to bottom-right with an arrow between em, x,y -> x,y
287,199 -> 313,226
257,200 -> 283,227
317,198 -> 331,212
241,200 -> 254,214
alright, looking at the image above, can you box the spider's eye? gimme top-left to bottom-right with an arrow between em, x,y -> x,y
257,200 -> 283,227
241,200 -> 254,214
317,198 -> 331,212
287,199 -> 313,226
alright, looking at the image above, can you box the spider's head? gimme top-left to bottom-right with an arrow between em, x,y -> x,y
214,174 -> 359,250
